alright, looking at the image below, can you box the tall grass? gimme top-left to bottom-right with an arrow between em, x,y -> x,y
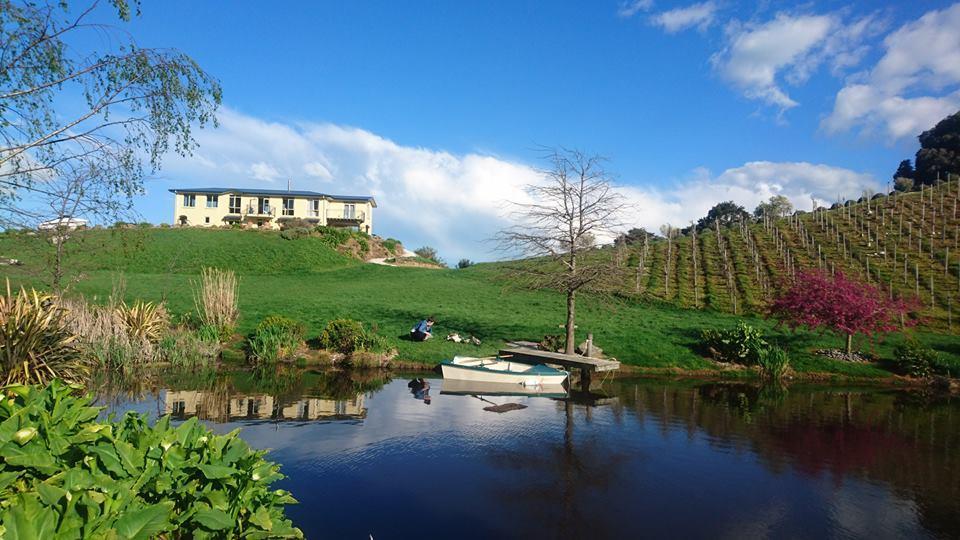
247,315 -> 305,364
0,283 -> 87,385
193,267 -> 239,339
63,292 -> 216,369
758,346 -> 790,381
61,295 -> 160,367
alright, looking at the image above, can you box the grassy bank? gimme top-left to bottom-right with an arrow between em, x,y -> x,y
1,228 -> 958,377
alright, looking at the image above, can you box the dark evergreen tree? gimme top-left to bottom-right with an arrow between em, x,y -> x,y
619,227 -> 655,245
914,110 -> 960,185
696,201 -> 750,231
893,159 -> 914,180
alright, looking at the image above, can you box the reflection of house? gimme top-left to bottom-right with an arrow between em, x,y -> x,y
168,187 -> 376,233
163,390 -> 366,422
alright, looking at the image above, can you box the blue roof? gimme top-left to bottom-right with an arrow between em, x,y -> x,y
168,187 -> 376,206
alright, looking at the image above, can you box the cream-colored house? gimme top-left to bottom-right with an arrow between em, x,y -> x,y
169,187 -> 376,234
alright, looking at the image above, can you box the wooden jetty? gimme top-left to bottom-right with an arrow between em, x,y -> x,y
498,346 -> 620,391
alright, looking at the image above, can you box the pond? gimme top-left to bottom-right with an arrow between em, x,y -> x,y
95,369 -> 960,539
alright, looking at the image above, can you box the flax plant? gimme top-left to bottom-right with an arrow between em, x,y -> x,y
0,282 -> 87,385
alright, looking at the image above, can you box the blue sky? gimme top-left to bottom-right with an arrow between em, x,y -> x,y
86,0 -> 960,261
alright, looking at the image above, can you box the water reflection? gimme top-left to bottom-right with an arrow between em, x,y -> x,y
163,390 -> 366,422
94,370 -> 960,539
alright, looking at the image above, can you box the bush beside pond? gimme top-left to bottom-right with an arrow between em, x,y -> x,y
248,315 -> 306,363
0,381 -> 302,538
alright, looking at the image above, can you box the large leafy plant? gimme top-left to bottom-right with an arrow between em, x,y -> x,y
700,321 -> 769,365
0,381 -> 302,538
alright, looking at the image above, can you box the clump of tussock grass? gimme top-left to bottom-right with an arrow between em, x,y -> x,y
193,267 -> 239,340
60,295 -> 162,367
757,346 -> 790,381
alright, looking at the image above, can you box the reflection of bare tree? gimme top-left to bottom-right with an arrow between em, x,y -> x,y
480,401 -> 632,539
91,369 -> 163,410
611,379 -> 960,539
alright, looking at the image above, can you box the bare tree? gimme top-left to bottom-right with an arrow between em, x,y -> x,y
496,148 -> 628,355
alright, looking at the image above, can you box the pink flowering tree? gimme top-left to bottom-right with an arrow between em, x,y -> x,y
770,270 -> 916,357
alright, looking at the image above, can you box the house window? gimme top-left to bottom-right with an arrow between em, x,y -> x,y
310,199 -> 320,217
228,195 -> 241,214
206,195 -> 218,208
183,194 -> 196,207
258,197 -> 270,215
343,204 -> 356,219
204,217 -> 210,224
282,198 -> 294,216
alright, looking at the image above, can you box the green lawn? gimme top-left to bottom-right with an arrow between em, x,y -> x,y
1,228 -> 957,377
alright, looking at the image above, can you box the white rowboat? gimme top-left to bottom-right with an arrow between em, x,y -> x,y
440,356 -> 569,386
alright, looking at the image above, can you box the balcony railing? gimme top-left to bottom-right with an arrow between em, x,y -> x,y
326,210 -> 365,222
244,205 -> 275,217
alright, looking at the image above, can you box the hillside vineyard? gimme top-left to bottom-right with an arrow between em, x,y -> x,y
626,176 -> 960,331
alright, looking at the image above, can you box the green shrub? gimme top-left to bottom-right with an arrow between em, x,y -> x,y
0,381 -> 302,538
700,321 -> 769,365
247,316 -> 306,363
279,227 -> 311,241
381,238 -> 400,254
318,318 -> 385,354
313,226 -> 351,248
158,328 -> 219,368
279,218 -> 312,231
894,338 -> 941,378
757,346 -> 790,380
355,237 -> 369,254
414,246 -> 440,263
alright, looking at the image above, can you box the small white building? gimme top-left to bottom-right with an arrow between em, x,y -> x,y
38,217 -> 88,231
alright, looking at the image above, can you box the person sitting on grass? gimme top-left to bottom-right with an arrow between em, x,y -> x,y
410,317 -> 435,342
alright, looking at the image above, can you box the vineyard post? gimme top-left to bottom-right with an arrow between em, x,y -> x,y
915,263 -> 919,297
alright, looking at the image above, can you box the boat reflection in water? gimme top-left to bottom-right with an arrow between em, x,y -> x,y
440,378 -> 569,398
163,390 -> 366,423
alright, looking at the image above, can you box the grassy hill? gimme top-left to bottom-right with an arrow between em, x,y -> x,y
1,226 -> 958,376
0,227 -> 360,276
619,177 -> 960,330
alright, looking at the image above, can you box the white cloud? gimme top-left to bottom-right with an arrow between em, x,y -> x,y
158,108 -> 878,260
709,11 -> 885,114
651,2 -> 717,34
249,161 -> 280,182
303,161 -> 333,181
620,161 -> 880,231
823,3 -> 960,140
713,14 -> 837,110
617,0 -> 654,18
160,108 -> 540,262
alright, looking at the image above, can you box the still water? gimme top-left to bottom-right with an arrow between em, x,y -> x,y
96,369 -> 960,539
